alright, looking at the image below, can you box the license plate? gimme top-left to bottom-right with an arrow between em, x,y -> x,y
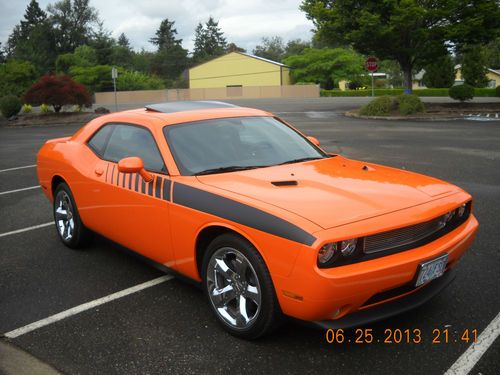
415,253 -> 448,287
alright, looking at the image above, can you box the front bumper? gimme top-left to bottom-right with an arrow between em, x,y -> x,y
312,268 -> 456,329
273,214 -> 478,322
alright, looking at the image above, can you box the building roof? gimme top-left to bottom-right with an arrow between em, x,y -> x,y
146,101 -> 239,114
455,64 -> 500,76
188,51 -> 289,72
237,52 -> 288,67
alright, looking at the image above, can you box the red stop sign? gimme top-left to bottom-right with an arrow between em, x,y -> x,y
365,57 -> 378,72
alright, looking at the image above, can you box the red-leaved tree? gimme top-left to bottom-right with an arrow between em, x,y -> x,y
24,75 -> 92,113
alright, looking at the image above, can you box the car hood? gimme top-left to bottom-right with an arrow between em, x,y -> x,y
196,156 -> 459,230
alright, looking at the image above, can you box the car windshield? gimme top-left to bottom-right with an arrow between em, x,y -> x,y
163,116 -> 328,175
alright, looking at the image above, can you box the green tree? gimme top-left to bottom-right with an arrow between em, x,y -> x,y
131,49 -> 155,74
89,24 -> 116,65
423,54 -> 456,88
462,46 -> 489,87
6,0 -> 57,73
149,19 -> 188,81
253,36 -> 286,62
301,0 -> 500,92
482,38 -> 500,69
192,17 -> 228,63
0,60 -> 38,97
283,48 -> 364,89
117,33 -> 131,49
56,44 -> 97,73
0,42 -> 5,63
284,39 -> 311,59
48,0 -> 99,53
227,43 -> 246,53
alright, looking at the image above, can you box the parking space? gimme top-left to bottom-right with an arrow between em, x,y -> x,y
0,98 -> 499,374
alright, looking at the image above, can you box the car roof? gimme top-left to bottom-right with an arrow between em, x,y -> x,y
110,101 -> 272,126
145,101 -> 239,113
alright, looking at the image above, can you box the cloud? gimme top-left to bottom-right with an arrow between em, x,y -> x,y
0,0 -> 313,53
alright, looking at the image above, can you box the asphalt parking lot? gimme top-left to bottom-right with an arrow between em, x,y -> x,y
0,97 -> 499,374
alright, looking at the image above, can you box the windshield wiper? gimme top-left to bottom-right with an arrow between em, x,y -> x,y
276,156 -> 324,166
194,165 -> 265,176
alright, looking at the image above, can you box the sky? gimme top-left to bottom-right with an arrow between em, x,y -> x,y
0,0 -> 314,53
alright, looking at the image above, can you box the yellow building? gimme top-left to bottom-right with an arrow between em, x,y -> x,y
455,65 -> 500,88
189,52 -> 291,89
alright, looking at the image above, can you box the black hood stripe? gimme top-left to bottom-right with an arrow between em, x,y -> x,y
172,183 -> 316,246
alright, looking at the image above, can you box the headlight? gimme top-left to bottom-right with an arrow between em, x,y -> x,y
318,238 -> 359,267
456,203 -> 467,218
318,243 -> 337,264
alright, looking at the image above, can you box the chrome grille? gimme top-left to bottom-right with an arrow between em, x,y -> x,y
364,215 -> 446,254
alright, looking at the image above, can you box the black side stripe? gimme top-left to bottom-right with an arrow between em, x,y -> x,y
155,176 -> 162,198
162,179 -> 171,201
134,173 -> 139,192
172,183 -> 316,246
148,178 -> 154,196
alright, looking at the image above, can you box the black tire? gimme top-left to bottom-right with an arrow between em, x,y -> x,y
53,182 -> 90,249
201,233 -> 280,339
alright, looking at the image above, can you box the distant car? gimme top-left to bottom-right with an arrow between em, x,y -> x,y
37,101 -> 478,339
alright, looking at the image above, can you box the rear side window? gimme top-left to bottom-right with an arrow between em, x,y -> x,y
88,124 -> 115,156
103,124 -> 166,173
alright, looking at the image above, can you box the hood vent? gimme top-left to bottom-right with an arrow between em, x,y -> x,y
271,180 -> 298,187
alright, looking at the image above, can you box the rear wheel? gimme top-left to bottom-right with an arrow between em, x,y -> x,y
202,233 -> 280,339
53,182 -> 90,249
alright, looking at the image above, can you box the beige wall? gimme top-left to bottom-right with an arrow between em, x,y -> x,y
94,85 -> 319,105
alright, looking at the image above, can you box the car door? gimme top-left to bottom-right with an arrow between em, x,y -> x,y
84,123 -> 173,265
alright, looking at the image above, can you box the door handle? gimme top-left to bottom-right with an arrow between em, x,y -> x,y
95,168 -> 104,176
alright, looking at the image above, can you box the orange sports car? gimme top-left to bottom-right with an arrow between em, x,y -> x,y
37,101 -> 478,339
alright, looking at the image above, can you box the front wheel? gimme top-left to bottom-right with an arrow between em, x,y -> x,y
53,182 -> 90,249
202,234 -> 280,339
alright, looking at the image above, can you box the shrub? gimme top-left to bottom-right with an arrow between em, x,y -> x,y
0,60 -> 37,98
70,65 -> 165,93
395,94 -> 425,115
449,84 -> 474,102
496,86 -> 500,97
22,104 -> 32,113
40,104 -> 52,113
24,75 -> 92,113
0,95 -> 22,118
359,96 -> 394,116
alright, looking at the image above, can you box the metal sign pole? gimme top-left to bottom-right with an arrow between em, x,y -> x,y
371,72 -> 374,97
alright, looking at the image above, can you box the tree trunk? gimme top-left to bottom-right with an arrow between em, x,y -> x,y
400,60 -> 413,94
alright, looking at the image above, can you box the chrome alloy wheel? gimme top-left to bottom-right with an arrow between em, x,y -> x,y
206,247 -> 262,329
55,191 -> 75,241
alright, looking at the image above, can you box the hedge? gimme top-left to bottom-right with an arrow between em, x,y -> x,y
320,88 -> 497,97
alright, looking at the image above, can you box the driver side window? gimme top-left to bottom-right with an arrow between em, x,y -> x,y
89,123 -> 166,173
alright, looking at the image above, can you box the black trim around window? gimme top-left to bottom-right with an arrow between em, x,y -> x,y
85,122 -> 169,175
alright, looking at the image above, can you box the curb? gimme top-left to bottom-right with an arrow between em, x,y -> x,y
344,111 -> 464,122
0,339 -> 62,375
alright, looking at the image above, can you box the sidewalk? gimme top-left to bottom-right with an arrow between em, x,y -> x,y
0,340 -> 61,375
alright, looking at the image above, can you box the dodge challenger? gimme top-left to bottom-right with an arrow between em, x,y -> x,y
37,101 -> 478,339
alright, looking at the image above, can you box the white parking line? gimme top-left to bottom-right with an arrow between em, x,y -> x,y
0,222 -> 53,238
0,164 -> 36,173
445,311 -> 500,375
0,185 -> 40,195
3,275 -> 174,338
